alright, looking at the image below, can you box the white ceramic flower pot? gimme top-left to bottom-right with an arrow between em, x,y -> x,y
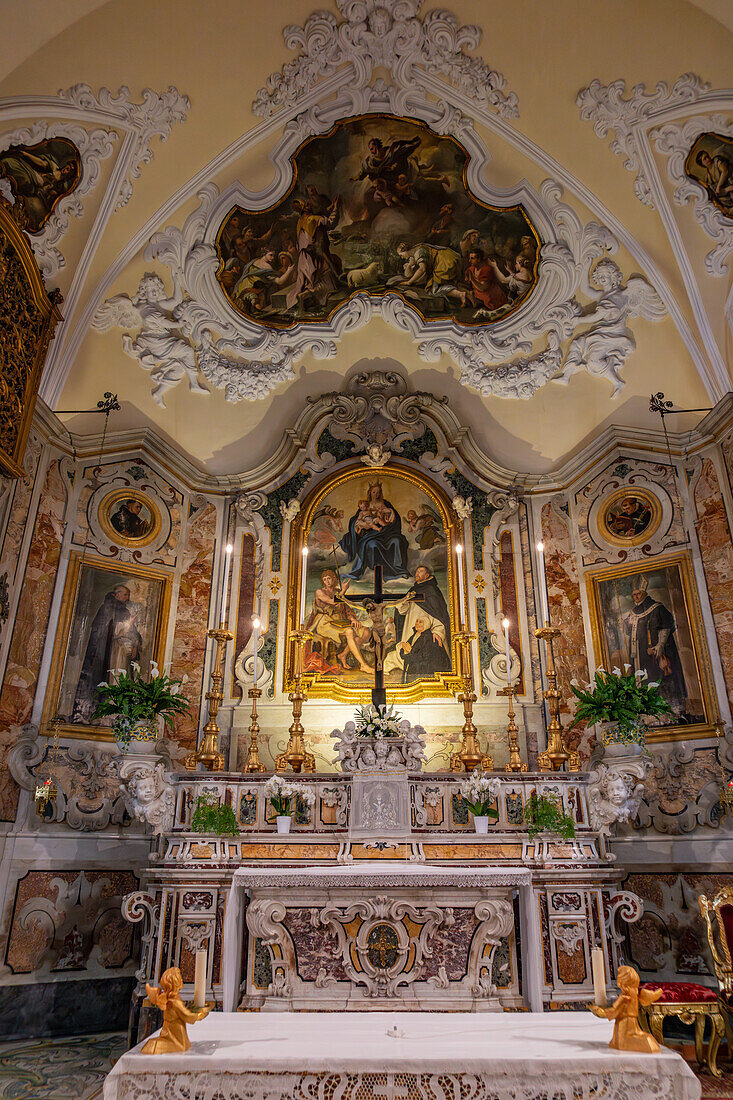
276,815 -> 292,834
473,815 -> 489,834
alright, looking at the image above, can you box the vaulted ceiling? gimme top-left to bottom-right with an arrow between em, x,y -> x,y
2,0 -> 731,476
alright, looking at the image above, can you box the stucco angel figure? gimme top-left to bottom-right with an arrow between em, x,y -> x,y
559,260 -> 665,396
121,761 -> 175,835
403,722 -> 428,770
452,495 -> 473,521
587,766 -> 645,836
94,272 -> 209,407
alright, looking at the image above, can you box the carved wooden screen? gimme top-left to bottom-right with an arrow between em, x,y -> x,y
0,201 -> 62,478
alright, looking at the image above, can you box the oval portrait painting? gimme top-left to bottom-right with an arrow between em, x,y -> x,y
100,489 -> 161,547
598,488 -> 661,547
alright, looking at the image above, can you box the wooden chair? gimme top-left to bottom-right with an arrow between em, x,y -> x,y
700,886 -> 733,1054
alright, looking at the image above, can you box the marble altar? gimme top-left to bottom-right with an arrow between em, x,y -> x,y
103,1011 -> 701,1100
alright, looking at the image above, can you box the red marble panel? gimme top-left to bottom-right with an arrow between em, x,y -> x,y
233,533 -> 255,692
499,531 -> 525,694
540,502 -> 591,759
694,458 -> 733,708
0,460 -> 66,820
168,503 -> 216,750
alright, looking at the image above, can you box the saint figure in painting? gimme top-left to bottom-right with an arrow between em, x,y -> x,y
384,565 -> 451,682
694,148 -> 733,218
72,584 -> 142,722
0,140 -> 79,232
306,569 -> 370,674
339,482 -> 409,582
110,498 -> 152,540
622,575 -> 686,719
606,496 -> 652,539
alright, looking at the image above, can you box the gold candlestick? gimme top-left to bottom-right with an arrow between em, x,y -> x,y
276,629 -> 315,773
244,686 -> 266,773
535,624 -> 580,772
450,628 -> 493,772
185,623 -> 231,772
498,681 -> 527,773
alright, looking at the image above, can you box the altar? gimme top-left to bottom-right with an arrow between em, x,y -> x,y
103,1011 -> 701,1100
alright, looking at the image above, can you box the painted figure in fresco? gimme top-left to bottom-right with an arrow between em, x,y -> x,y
396,242 -> 467,306
0,139 -> 79,232
110,498 -> 152,540
464,247 -> 507,312
72,584 -> 143,723
339,481 -> 410,582
694,147 -> 733,217
306,569 -> 371,674
286,196 -> 343,311
309,505 -> 345,550
405,506 -> 445,549
351,134 -> 422,208
605,496 -> 652,539
384,565 -> 451,682
622,575 -> 687,720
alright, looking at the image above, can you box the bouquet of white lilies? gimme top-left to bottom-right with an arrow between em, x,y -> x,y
459,769 -> 501,818
354,703 -> 404,738
263,774 -> 316,816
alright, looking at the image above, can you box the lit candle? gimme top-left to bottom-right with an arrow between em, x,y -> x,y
252,616 -> 260,688
455,544 -> 465,627
536,541 -> 549,626
300,546 -> 309,629
502,616 -> 512,686
591,946 -> 607,1007
193,947 -> 207,1008
221,543 -> 233,625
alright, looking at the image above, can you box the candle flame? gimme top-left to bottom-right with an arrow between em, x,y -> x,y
302,546 -> 309,556
225,543 -> 233,554
536,541 -> 544,553
456,544 -> 463,554
502,617 -> 510,629
252,617 -> 260,629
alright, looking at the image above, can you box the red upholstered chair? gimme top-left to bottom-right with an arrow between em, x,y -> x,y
700,888 -> 733,1041
639,978 -> 725,1075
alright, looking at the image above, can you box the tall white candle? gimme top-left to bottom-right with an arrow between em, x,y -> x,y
193,947 -> 207,1007
536,541 -> 549,626
591,946 -> 607,1007
221,543 -> 233,625
300,547 -> 309,628
502,617 -> 512,685
252,616 -> 260,688
455,544 -> 465,627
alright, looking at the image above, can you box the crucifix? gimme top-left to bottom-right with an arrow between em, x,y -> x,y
335,562 -> 422,709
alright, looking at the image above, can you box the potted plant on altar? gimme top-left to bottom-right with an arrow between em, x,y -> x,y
523,792 -> 576,842
459,769 -> 501,834
569,665 -> 671,756
93,661 -> 191,752
263,775 -> 316,833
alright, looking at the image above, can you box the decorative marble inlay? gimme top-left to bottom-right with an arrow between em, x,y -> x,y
694,458 -> 733,707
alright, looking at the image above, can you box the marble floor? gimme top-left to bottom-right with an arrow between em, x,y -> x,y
0,1032 -> 126,1100
0,1030 -> 729,1100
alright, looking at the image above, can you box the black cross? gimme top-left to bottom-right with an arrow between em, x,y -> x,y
336,564 -> 422,708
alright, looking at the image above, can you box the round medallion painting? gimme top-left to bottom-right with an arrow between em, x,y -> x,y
598,488 -> 661,547
99,489 -> 161,547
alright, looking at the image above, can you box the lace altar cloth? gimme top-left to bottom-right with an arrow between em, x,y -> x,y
104,1012 -> 700,1100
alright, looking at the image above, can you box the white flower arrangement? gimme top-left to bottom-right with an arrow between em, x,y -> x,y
458,768 -> 501,818
354,703 -> 405,738
263,774 -> 316,817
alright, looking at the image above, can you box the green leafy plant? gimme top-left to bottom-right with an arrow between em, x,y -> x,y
569,666 -> 671,742
191,796 -> 239,835
92,661 -> 191,747
523,793 -> 576,841
263,775 -> 316,816
459,769 -> 501,818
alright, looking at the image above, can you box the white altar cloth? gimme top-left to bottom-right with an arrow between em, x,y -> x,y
221,862 -> 536,1012
104,1011 -> 700,1100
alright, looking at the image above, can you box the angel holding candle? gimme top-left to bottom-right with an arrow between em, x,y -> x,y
590,964 -> 661,1053
142,966 -> 210,1054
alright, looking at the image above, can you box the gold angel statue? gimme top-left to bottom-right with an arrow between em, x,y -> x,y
590,964 -> 662,1052
142,966 -> 210,1054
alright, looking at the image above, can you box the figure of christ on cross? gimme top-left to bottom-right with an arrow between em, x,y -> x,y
336,563 -> 422,708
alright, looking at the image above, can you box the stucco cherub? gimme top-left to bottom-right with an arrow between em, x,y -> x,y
123,762 -> 175,835
94,272 -> 209,407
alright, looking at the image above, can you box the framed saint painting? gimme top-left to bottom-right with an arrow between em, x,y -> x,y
597,487 -> 662,549
286,466 -> 463,702
42,554 -> 171,741
586,553 -> 718,741
99,488 -> 162,548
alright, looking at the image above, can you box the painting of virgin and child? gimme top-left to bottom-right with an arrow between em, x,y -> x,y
215,116 -> 541,329
300,476 -> 454,691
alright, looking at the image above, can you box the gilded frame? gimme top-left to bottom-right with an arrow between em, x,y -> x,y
41,552 -> 172,742
597,487 -> 662,549
98,487 -> 163,548
585,552 -> 718,742
285,462 -> 465,702
215,112 -> 542,332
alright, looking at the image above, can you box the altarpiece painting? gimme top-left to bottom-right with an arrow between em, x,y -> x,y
216,115 -> 540,328
684,132 -> 733,220
288,468 -> 461,701
43,555 -> 171,740
586,554 -> 716,739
